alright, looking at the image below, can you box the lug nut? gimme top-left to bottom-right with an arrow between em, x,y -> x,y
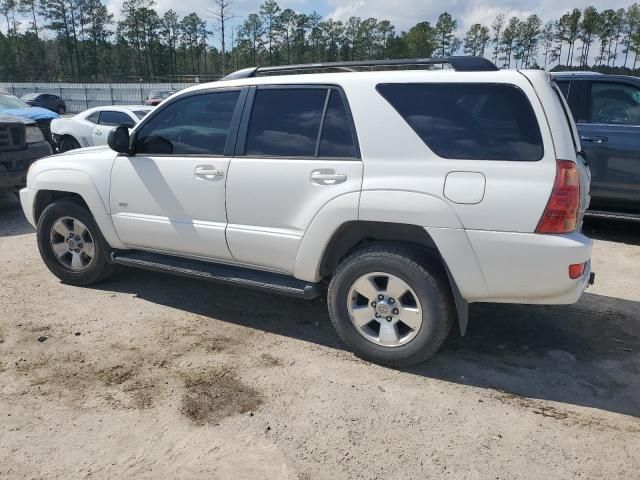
375,313 -> 381,318
393,308 -> 399,314
378,294 -> 384,300
386,316 -> 392,321
371,301 -> 376,307
389,298 -> 395,304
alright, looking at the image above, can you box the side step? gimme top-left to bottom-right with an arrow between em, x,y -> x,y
586,209 -> 640,222
111,250 -> 322,300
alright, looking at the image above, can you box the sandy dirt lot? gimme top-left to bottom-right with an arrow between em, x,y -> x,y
0,193 -> 638,479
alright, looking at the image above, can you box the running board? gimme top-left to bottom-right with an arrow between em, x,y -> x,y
111,250 -> 322,299
586,210 -> 640,222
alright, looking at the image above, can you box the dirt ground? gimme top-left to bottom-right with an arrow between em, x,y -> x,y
0,193 -> 638,480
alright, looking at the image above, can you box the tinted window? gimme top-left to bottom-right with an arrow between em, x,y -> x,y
556,81 -> 570,99
590,82 -> 640,125
377,83 -> 544,161
133,110 -> 150,120
86,111 -> 100,124
99,111 -> 132,126
245,88 -> 327,157
135,90 -> 240,155
318,90 -> 357,157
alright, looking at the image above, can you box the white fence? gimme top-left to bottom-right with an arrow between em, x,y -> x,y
0,82 -> 200,113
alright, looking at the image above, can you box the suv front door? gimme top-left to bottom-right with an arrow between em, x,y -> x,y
578,80 -> 640,212
110,88 -> 244,259
225,86 -> 363,273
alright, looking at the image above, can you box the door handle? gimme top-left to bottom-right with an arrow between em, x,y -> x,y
194,166 -> 224,180
311,171 -> 347,185
580,135 -> 608,144
95,130 -> 102,136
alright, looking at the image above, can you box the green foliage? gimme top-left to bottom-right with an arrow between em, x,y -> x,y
1,1 -> 640,81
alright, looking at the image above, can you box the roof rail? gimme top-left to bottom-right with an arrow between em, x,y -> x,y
222,56 -> 499,80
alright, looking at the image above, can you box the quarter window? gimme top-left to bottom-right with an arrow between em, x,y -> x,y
135,90 -> 240,155
590,82 -> 640,125
86,111 -> 100,124
377,83 -> 544,161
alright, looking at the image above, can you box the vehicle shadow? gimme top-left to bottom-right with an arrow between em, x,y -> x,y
0,194 -> 35,237
97,268 -> 640,419
583,217 -> 640,246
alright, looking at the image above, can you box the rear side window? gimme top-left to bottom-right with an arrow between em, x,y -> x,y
377,83 -> 544,161
318,90 -> 357,158
244,87 -> 358,158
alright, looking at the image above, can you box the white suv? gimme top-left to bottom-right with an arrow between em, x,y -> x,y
20,57 -> 593,366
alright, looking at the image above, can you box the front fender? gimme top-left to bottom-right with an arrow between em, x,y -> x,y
29,169 -> 124,249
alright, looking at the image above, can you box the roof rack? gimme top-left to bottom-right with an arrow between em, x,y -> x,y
223,56 -> 499,80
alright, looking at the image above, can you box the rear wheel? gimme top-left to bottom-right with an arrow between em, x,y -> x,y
59,136 -> 80,152
37,200 -> 114,285
57,105 -> 66,115
328,245 -> 454,367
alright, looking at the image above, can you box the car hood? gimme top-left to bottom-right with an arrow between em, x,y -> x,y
0,113 -> 35,126
0,107 -> 59,121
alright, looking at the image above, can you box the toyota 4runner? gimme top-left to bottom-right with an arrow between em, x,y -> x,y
20,57 -> 593,366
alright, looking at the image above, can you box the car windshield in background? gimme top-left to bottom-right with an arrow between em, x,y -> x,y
0,95 -> 30,109
150,91 -> 174,99
21,93 -> 39,101
133,110 -> 151,120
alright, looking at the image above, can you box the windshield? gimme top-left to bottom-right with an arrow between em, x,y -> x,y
149,91 -> 173,99
133,110 -> 151,120
0,95 -> 30,109
21,93 -> 39,101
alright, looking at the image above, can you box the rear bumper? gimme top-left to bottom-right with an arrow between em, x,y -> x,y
428,227 -> 593,305
466,230 -> 593,304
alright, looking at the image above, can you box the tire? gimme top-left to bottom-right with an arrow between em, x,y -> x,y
57,105 -> 66,115
37,200 -> 115,286
59,136 -> 80,152
328,245 -> 455,367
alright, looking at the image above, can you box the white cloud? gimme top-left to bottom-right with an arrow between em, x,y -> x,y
326,0 -> 635,33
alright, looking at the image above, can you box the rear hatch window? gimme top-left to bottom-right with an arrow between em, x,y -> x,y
377,83 -> 544,161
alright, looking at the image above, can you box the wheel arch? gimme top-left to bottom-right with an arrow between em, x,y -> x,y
29,170 -> 124,250
316,220 -> 471,335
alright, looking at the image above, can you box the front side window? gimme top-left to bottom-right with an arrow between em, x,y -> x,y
377,83 -> 544,161
86,111 -> 100,124
590,82 -> 640,125
99,111 -> 132,126
135,90 -> 240,155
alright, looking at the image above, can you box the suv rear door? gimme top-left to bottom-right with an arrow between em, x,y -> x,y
575,78 -> 640,212
225,85 -> 362,273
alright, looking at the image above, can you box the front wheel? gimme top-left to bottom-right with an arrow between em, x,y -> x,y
37,200 -> 114,285
327,245 -> 455,367
57,105 -> 66,115
59,136 -> 80,152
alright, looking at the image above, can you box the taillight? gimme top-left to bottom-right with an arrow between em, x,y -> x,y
536,160 -> 580,234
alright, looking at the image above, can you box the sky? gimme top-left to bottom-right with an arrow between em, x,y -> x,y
104,0 -> 637,48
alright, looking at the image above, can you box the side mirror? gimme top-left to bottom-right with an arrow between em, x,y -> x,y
121,122 -> 135,129
108,125 -> 131,154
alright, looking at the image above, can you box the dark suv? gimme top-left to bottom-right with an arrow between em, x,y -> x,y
0,114 -> 52,195
553,72 -> 640,220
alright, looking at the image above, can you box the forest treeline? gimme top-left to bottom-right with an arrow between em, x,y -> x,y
1,0 -> 640,81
